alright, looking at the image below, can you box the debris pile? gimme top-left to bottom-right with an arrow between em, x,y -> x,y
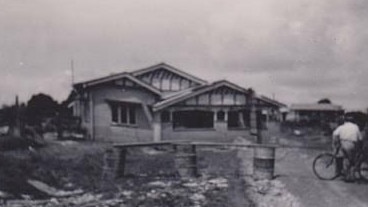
1,176 -> 230,207
244,179 -> 302,207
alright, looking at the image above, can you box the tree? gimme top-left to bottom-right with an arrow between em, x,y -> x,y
26,93 -> 59,126
318,98 -> 332,104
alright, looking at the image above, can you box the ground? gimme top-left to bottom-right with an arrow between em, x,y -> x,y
2,124 -> 368,207
0,134 -> 252,207
268,122 -> 368,207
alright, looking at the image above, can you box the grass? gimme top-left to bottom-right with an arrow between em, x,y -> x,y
0,137 -> 252,206
0,140 -> 110,197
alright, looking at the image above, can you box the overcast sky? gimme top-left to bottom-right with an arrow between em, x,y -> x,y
1,0 -> 367,110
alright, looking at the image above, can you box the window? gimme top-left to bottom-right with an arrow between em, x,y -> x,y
173,110 -> 214,129
161,111 -> 170,123
217,111 -> 225,121
110,102 -> 136,125
83,101 -> 90,123
228,110 -> 251,128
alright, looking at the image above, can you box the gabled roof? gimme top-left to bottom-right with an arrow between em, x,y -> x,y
132,62 -> 207,85
257,95 -> 287,108
290,103 -> 343,111
153,80 -> 251,111
74,73 -> 162,96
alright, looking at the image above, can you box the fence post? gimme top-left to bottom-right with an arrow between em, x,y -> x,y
174,144 -> 197,177
102,147 -> 127,180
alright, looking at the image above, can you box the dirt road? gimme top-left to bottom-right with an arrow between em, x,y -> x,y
275,146 -> 368,207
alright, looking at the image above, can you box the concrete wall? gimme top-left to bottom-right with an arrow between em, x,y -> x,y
89,85 -> 158,143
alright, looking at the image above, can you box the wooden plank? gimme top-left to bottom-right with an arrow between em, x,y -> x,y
113,140 -> 187,148
141,104 -> 153,124
169,73 -> 174,90
187,142 -> 326,149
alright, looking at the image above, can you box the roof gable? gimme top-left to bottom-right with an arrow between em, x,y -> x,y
74,73 -> 161,96
132,63 -> 207,91
153,80 -> 251,111
256,95 -> 287,108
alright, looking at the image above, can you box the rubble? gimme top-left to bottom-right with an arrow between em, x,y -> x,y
0,139 -> 251,207
27,179 -> 83,197
147,181 -> 172,188
1,176 -> 231,207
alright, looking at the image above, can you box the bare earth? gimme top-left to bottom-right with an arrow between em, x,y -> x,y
261,122 -> 368,207
276,147 -> 368,207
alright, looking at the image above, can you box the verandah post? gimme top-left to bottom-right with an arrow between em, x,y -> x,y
153,112 -> 162,142
249,89 -> 263,144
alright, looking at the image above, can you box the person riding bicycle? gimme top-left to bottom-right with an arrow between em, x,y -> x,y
332,115 -> 362,181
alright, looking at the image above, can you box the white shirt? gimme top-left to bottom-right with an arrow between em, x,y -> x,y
333,122 -> 362,142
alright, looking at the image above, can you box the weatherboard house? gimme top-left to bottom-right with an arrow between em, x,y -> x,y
70,63 -> 285,142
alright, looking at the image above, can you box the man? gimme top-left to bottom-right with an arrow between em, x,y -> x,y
333,115 -> 362,181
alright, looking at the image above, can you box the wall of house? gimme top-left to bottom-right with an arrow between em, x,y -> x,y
160,108 -> 249,142
87,84 -> 158,143
161,121 -> 248,142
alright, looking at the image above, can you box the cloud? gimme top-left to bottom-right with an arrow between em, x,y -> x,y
0,0 -> 367,110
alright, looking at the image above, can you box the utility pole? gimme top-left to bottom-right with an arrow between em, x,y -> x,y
11,95 -> 21,137
71,59 -> 75,86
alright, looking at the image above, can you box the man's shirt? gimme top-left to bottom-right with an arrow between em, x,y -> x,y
333,122 -> 362,142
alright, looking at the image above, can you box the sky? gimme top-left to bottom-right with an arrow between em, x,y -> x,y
0,0 -> 367,111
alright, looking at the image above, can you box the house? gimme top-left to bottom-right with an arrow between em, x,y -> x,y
70,63 -> 285,142
287,103 -> 344,124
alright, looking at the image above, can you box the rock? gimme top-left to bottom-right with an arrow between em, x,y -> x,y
21,194 -> 31,200
67,193 -> 101,205
64,182 -> 75,189
183,182 -> 199,188
147,181 -> 172,188
50,197 -> 59,204
208,177 -> 228,188
293,130 -> 303,136
120,190 -> 133,198
190,193 -> 206,202
137,195 -> 146,201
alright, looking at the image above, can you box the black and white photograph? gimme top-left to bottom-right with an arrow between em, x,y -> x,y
1,0 -> 368,206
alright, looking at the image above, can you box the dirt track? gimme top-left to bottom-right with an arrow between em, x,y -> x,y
276,147 -> 368,207
264,121 -> 368,207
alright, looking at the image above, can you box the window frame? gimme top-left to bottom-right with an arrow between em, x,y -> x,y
110,102 -> 137,126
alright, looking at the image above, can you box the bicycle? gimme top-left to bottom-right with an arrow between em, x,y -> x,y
312,145 -> 368,181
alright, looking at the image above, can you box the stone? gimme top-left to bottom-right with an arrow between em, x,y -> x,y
148,181 -> 171,188
183,182 -> 199,188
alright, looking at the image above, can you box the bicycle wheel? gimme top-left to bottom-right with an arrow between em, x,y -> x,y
313,153 -> 339,180
358,161 -> 368,181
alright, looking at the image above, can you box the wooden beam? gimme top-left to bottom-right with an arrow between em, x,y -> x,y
179,77 -> 184,90
141,104 -> 153,127
169,73 -> 175,90
159,69 -> 165,90
149,71 -> 155,84
153,112 -> 162,142
89,92 -> 95,140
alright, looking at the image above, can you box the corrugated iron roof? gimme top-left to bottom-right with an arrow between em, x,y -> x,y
290,103 -> 343,111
